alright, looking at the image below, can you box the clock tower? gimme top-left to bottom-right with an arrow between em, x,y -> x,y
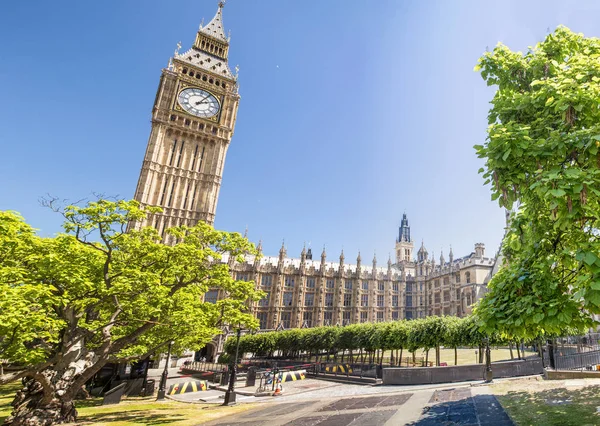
131,2 -> 239,241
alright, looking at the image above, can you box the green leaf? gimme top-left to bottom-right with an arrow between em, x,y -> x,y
549,189 -> 566,197
584,252 -> 598,266
546,97 -> 555,106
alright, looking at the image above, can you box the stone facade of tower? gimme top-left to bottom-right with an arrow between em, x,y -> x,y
216,215 -> 495,330
131,3 -> 239,241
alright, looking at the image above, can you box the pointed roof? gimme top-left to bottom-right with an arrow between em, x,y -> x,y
199,2 -> 228,43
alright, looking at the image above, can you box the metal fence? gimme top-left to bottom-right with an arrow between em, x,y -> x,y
551,333 -> 600,371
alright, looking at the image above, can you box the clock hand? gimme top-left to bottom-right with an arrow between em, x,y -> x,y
195,95 -> 210,105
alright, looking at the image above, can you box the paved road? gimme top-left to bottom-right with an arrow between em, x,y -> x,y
201,385 -> 514,426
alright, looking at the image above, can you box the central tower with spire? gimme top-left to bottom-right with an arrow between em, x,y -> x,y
131,2 -> 240,241
395,213 -> 414,264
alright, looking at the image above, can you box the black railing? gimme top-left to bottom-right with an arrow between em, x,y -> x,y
554,349 -> 600,371
551,333 -> 600,371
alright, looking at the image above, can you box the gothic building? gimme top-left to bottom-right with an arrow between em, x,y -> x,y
131,2 -> 239,242
219,214 -> 495,330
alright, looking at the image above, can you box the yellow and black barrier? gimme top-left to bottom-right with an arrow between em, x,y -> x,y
325,364 -> 353,374
168,380 -> 208,395
279,370 -> 306,383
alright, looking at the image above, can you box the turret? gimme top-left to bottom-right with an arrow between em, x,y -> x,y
475,243 -> 485,258
449,245 -> 454,263
372,252 -> 378,279
300,244 -> 307,272
253,239 -> 262,268
279,240 -> 287,261
417,240 -> 428,263
320,246 -> 327,276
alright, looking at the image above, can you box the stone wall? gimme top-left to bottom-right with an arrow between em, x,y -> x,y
382,359 -> 543,385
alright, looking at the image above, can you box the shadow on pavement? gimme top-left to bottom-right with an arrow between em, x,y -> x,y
408,394 -> 513,426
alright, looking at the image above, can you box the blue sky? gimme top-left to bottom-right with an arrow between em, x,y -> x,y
1,0 -> 599,262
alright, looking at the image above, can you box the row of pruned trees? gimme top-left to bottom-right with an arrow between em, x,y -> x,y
224,315 -> 533,366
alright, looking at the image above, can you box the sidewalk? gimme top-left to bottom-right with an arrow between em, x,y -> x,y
201,382 -> 516,425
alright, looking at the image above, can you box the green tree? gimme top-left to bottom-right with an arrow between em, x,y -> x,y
444,316 -> 464,366
0,200 -> 261,425
474,26 -> 600,338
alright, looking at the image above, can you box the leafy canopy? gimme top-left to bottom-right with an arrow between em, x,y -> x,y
473,26 -> 600,338
0,200 -> 262,376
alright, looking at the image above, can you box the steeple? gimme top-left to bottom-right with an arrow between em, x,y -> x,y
395,212 -> 414,264
199,2 -> 228,43
398,213 -> 411,243
449,245 -> 454,263
440,250 -> 445,265
339,249 -> 345,264
172,1 -> 235,80
257,239 -> 263,254
321,246 -> 327,263
356,251 -> 362,267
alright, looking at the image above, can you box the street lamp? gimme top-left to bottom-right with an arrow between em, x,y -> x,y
484,337 -> 493,382
223,328 -> 242,406
157,340 -> 175,400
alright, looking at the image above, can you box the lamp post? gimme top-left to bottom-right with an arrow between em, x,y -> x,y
223,328 -> 242,406
484,337 -> 493,382
157,340 -> 174,400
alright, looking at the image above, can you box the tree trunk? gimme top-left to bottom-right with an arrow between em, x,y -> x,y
454,347 -> 458,366
425,349 -> 429,367
509,343 -> 514,360
478,345 -> 484,363
399,348 -> 403,366
515,342 -> 521,360
436,346 -> 440,366
5,377 -> 77,426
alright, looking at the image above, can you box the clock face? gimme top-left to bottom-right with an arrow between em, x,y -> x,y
177,88 -> 220,118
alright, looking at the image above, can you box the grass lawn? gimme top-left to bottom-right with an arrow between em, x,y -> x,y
0,383 -> 255,426
383,347 -> 537,366
492,377 -> 600,426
